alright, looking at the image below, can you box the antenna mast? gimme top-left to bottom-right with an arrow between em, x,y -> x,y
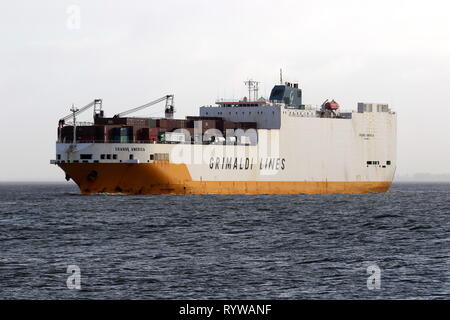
280,69 -> 283,84
244,79 -> 260,101
70,104 -> 79,145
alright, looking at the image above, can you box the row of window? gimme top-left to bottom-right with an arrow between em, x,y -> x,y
153,153 -> 169,161
57,153 -> 169,162
367,160 -> 391,168
367,161 -> 391,165
205,111 -> 275,116
284,111 -> 314,117
216,103 -> 262,107
100,154 -> 118,160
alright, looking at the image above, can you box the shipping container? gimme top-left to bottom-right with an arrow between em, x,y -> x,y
94,117 -> 151,126
59,125 -> 106,143
110,126 -> 132,143
136,127 -> 160,142
240,122 -> 258,130
159,119 -> 177,131
223,121 -> 237,130
239,136 -> 251,145
94,117 -> 126,125
148,118 -> 157,128
103,125 -> 123,143
164,132 -> 186,143
111,127 -> 121,143
211,136 -> 226,144
159,118 -> 189,131
227,136 -> 237,144
186,118 -> 223,133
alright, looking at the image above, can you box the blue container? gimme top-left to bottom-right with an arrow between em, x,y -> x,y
111,127 -> 121,143
120,127 -> 132,136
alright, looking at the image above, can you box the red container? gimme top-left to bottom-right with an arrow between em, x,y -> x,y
149,128 -> 160,135
137,128 -> 160,141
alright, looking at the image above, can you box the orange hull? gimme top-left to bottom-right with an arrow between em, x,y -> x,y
58,163 -> 392,194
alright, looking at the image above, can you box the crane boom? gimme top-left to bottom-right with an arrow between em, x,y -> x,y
114,95 -> 174,117
59,99 -> 102,124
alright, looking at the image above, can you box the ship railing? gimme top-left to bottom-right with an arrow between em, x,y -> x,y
338,109 -> 355,113
55,140 -> 254,145
56,140 -> 196,144
64,121 -> 95,126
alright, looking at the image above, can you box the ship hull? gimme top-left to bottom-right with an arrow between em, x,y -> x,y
59,163 -> 392,195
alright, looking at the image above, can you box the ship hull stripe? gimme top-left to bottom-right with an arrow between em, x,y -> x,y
59,163 -> 392,194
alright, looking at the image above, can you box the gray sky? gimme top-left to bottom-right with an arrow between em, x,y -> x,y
1,0 -> 449,181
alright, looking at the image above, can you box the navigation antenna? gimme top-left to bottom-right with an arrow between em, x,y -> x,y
244,79 -> 260,101
70,104 -> 79,145
280,69 -> 283,84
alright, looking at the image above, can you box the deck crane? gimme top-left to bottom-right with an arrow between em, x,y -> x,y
58,99 -> 103,127
114,95 -> 175,119
58,99 -> 103,145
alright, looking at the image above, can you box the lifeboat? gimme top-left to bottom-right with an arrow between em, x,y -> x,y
325,100 -> 340,110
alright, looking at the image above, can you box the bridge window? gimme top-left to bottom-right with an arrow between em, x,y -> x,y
80,154 -> 92,160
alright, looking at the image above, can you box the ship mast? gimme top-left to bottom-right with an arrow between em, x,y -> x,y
244,79 -> 260,101
70,104 -> 79,145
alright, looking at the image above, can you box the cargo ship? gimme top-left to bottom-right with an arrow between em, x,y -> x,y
51,78 -> 397,194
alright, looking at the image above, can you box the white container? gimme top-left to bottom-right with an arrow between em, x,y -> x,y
164,132 -> 186,143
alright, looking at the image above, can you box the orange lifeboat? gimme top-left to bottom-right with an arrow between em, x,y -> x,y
325,100 -> 340,110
